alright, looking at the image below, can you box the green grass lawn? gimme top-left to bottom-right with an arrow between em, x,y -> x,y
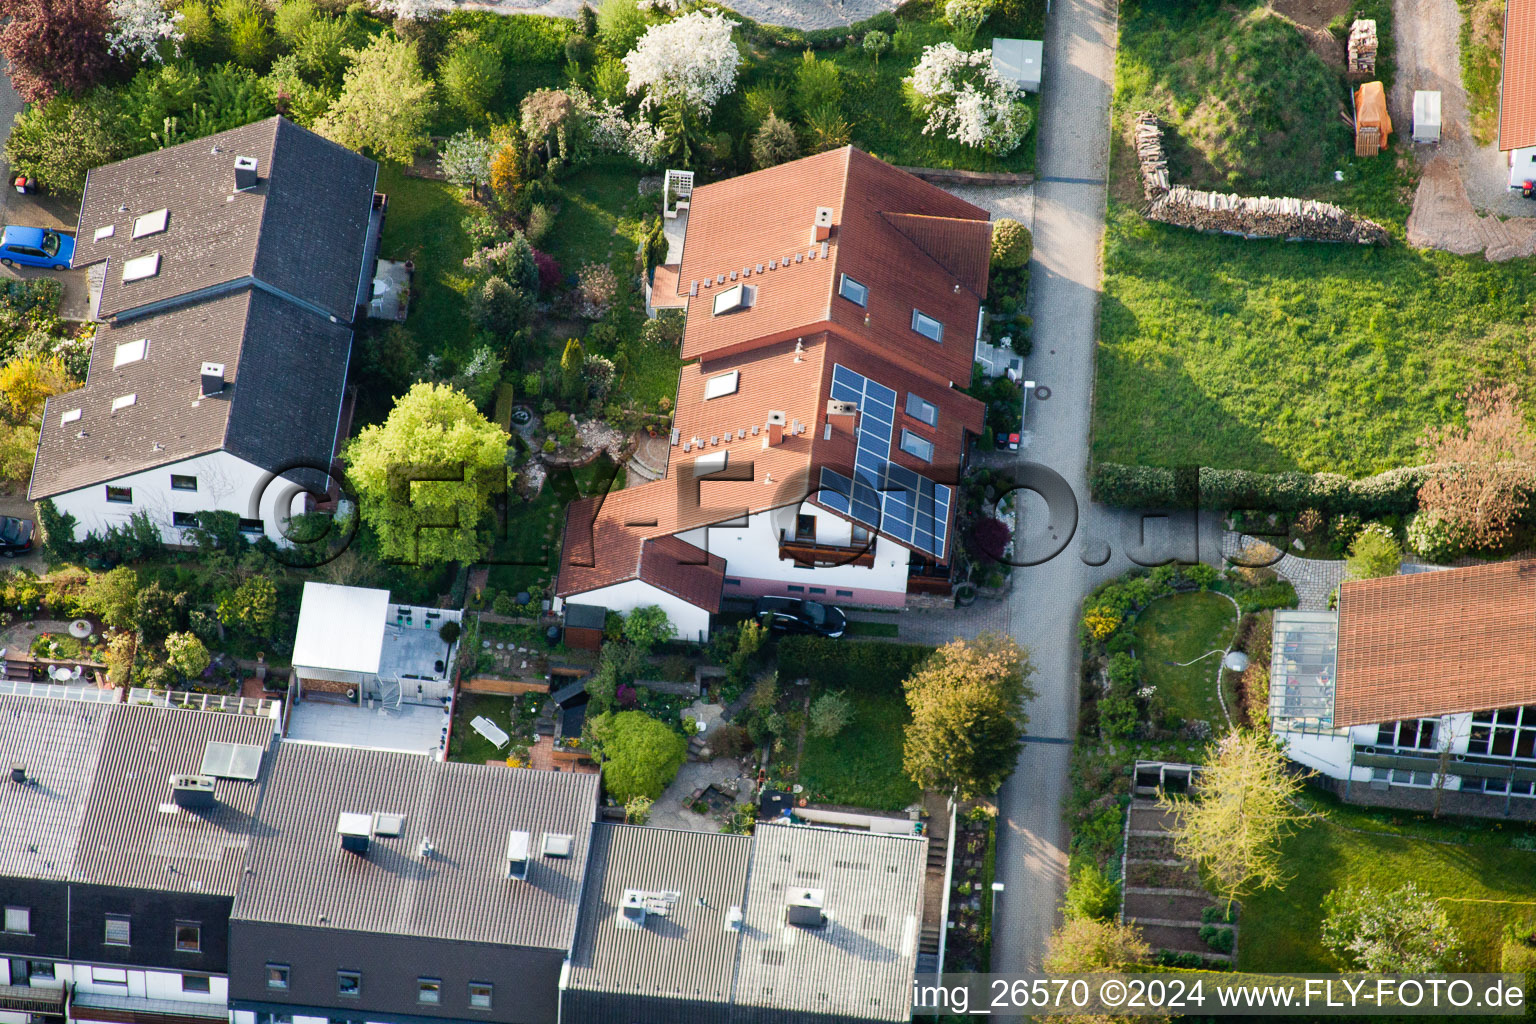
1131,591 -> 1238,724
376,164 -> 478,362
1240,797 -> 1536,971
1093,205 -> 1536,476
484,457 -> 624,595
1459,0 -> 1504,147
799,689 -> 920,812
448,692 -> 522,764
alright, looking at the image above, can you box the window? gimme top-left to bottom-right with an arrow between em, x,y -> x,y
94,225 -> 115,242
121,253 -> 160,282
468,982 -> 493,1009
104,914 -> 130,946
60,408 -> 81,425
238,517 -> 264,534
899,429 -> 935,463
40,234 -> 61,259
787,585 -> 804,593
132,209 -> 169,239
796,514 -> 816,541
905,392 -> 939,426
418,978 -> 441,1004
170,474 -> 197,492
4,907 -> 29,934
175,922 -> 201,952
838,275 -> 868,307
337,970 -> 361,997
181,975 -> 211,994
257,1015 -> 292,1024
28,962 -> 53,980
266,963 -> 290,990
703,370 -> 740,399
851,524 -> 870,545
808,587 -> 826,594
92,968 -> 128,989
111,393 -> 136,412
105,486 -> 132,504
172,512 -> 198,528
910,309 -> 943,342
835,589 -> 854,598
711,283 -> 754,315
725,578 -> 741,587
112,338 -> 148,368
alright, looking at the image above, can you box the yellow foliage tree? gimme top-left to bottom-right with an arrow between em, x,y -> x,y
0,354 -> 69,423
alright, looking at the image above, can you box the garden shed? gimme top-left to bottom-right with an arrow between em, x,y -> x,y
991,38 -> 1043,93
562,603 -> 607,651
1354,82 -> 1392,156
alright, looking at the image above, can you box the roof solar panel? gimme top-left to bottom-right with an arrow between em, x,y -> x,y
200,741 -> 263,780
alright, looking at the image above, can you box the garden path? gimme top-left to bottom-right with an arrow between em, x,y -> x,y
0,619 -> 74,654
1221,532 -> 1345,611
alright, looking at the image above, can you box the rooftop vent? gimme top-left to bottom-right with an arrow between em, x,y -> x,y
10,764 -> 25,785
542,832 -> 573,858
787,887 -> 826,929
200,362 -> 226,398
234,156 -> 259,192
724,905 -> 743,932
507,829 -> 530,880
170,774 -> 216,810
617,889 -> 679,929
712,283 -> 755,316
337,811 -> 372,854
813,206 -> 835,243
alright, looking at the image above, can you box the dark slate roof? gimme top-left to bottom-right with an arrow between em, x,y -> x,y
232,742 -> 599,949
74,117 -> 377,322
564,824 -> 751,1024
72,703 -> 276,896
0,696 -> 115,880
29,288 -> 352,499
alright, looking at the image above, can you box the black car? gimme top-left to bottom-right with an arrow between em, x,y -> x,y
0,516 -> 33,557
753,596 -> 847,638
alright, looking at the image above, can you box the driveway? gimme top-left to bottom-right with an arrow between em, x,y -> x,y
0,492 -> 45,574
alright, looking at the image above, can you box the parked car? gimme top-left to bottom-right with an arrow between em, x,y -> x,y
0,516 -> 35,557
0,226 -> 74,270
753,596 -> 847,638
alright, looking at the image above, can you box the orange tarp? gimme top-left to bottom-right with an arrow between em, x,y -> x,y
1355,81 -> 1392,138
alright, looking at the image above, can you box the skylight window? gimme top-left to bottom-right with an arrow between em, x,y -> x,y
121,253 -> 160,283
93,225 -> 115,242
113,338 -> 148,368
132,209 -> 168,239
694,451 -> 728,475
899,429 -> 934,463
905,393 -> 939,426
838,274 -> 868,307
911,310 -> 943,342
61,408 -> 81,425
712,283 -> 755,315
703,370 -> 740,400
111,394 -> 136,413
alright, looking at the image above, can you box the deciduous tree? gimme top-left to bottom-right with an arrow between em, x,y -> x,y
0,0 -> 114,102
439,130 -> 492,193
107,0 -> 184,62
440,34 -> 503,119
218,575 -> 276,635
82,566 -> 139,630
622,605 -> 674,650
1321,883 -> 1464,971
5,94 -> 131,194
0,355 -> 71,424
1042,918 -> 1168,1024
622,10 -> 740,116
316,32 -> 435,162
1344,525 -> 1401,581
902,631 -> 1034,799
585,710 -> 687,803
906,42 -> 1030,154
1417,384 -> 1536,550
1161,730 -> 1306,904
164,631 -> 211,679
344,382 -> 509,565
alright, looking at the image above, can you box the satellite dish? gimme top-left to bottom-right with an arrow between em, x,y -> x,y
1223,651 -> 1250,673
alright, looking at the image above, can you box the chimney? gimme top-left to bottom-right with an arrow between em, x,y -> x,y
200,362 -> 225,398
764,410 -> 787,448
234,155 -> 259,191
506,830 -> 530,880
10,764 -> 24,784
723,905 -> 743,932
337,811 -> 371,854
170,774 -> 216,810
812,206 -> 834,243
826,399 -> 856,418
617,889 -> 649,929
786,887 -> 826,929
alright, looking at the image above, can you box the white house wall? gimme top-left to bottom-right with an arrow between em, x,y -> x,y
49,451 -> 309,547
678,502 -> 910,608
1280,714 -> 1477,789
556,580 -> 712,642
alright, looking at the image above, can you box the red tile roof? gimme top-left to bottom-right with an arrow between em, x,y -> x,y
1333,559 -> 1536,727
1501,0 -> 1536,149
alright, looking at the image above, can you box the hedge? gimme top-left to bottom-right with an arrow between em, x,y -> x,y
1089,462 -> 1430,518
776,636 -> 935,692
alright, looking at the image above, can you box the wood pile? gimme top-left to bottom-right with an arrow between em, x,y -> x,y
1134,111 -> 1169,199
1348,19 -> 1377,75
1146,187 -> 1390,245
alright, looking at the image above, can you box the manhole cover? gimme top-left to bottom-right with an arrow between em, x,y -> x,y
1034,385 -> 1051,401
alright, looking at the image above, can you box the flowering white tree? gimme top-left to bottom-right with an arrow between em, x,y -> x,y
622,10 -> 740,116
906,42 -> 1031,154
439,130 -> 492,190
106,0 -> 183,63
575,89 -> 666,165
372,0 -> 435,20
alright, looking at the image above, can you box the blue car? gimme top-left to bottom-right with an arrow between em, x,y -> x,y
0,226 -> 74,270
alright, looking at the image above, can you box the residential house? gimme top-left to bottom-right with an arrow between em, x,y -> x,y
227,743 -> 599,1024
30,116 -> 382,546
0,692 -> 276,1024
555,148 -> 990,638
561,821 -> 927,1024
1271,559 -> 1536,814
1501,0 -> 1536,188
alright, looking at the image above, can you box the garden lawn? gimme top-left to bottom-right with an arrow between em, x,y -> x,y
1093,205 -> 1536,476
448,692 -> 521,764
1130,591 -> 1238,725
484,457 -> 624,594
799,689 -> 920,812
1239,800 -> 1536,971
376,164 -> 478,362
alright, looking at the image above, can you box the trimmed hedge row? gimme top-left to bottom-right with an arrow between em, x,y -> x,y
1089,462 -> 1431,518
777,635 -> 935,692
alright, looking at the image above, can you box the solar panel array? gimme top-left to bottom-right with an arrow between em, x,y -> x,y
819,364 -> 951,559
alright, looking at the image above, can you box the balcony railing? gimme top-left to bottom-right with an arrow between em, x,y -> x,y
778,530 -> 875,568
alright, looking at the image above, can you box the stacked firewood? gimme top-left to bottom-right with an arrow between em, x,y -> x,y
1134,111 -> 1169,199
1348,19 -> 1377,74
1146,187 -> 1390,245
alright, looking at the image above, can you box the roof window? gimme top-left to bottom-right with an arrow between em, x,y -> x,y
93,225 -> 115,242
542,833 -> 573,858
703,370 -> 740,400
111,394 -> 136,413
113,338 -> 148,368
712,283 -> 755,315
695,450 -> 728,475
899,429 -> 934,463
905,393 -> 938,426
838,274 -> 868,307
61,408 -> 82,425
132,209 -> 168,239
122,253 -> 160,283
911,310 -> 943,342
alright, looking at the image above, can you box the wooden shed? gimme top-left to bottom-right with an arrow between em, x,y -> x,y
1354,82 -> 1392,156
562,602 -> 607,651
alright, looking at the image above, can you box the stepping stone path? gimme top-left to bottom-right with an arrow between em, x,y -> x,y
1222,532 -> 1346,611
